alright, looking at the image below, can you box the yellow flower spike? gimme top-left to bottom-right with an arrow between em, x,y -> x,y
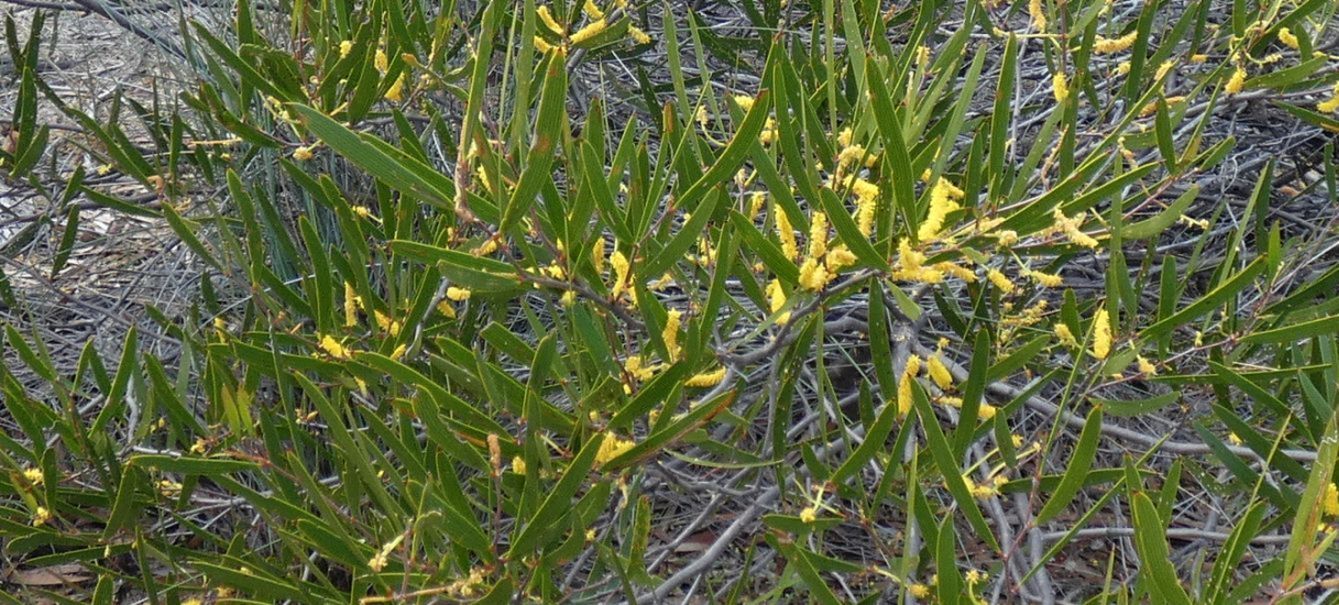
374,310 -> 401,336
343,282 -> 359,327
733,94 -> 755,113
1029,0 -> 1046,31
897,355 -> 922,416
927,355 -> 953,390
384,72 -> 407,102
936,262 -> 977,283
1048,208 -> 1100,248
897,239 -> 922,269
582,0 -> 604,19
836,127 -> 854,148
533,36 -> 555,53
571,18 -> 608,44
908,584 -> 931,599
663,309 -> 682,362
592,239 -> 607,273
651,273 -> 674,291
798,258 -> 828,291
595,433 -> 636,467
1320,97 -> 1339,114
807,211 -> 828,259
759,117 -> 778,145
918,178 -> 960,241
610,249 -> 631,297
1225,66 -> 1247,94
623,355 -> 659,381
798,506 -> 817,523
1092,308 -> 1112,360
1094,31 -> 1137,54
1278,27 -> 1299,50
628,25 -> 651,45
1055,323 -> 1078,348
1325,483 -> 1339,517
987,269 -> 1015,295
319,335 -> 352,360
851,179 -> 879,237
1052,71 -> 1070,103
390,343 -> 408,361
766,279 -> 791,325
835,144 -> 868,170
1154,60 -> 1175,82
447,286 -> 472,302
22,468 -> 43,487
292,145 -> 314,161
685,367 -> 727,387
825,247 -> 857,274
1136,355 -> 1157,375
1227,432 -> 1242,446
1115,61 -> 1132,76
339,40 -> 353,58
748,192 -> 767,220
536,5 -> 565,35
963,475 -> 998,500
511,455 -> 526,475
1190,54 -> 1208,63
375,48 -> 388,73
1029,270 -> 1063,288
775,210 -> 799,261
32,506 -> 52,527
978,403 -> 997,420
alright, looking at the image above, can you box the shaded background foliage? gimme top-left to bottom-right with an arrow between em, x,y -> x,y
1,0 -> 1339,602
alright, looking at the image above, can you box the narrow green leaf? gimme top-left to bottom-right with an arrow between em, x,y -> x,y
507,433 -> 605,558
914,386 -> 1000,552
1140,257 -> 1265,340
1130,491 -> 1193,605
1036,406 -> 1103,524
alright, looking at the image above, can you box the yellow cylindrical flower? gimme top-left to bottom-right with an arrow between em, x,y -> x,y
918,179 -> 960,241
776,210 -> 798,261
537,5 -> 565,35
1093,31 -> 1137,55
852,179 -> 879,237
685,367 -> 727,387
927,355 -> 953,390
807,211 -> 828,259
1092,308 -> 1112,360
343,282 -> 359,327
897,355 -> 922,416
1225,66 -> 1247,94
766,279 -> 790,325
610,249 -> 631,298
1278,27 -> 1299,50
987,269 -> 1015,295
662,309 -> 682,361
571,18 -> 607,44
1052,71 -> 1069,103
798,258 -> 827,291
1029,0 -> 1046,31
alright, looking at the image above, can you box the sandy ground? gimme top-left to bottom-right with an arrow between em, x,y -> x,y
1,5 -> 200,400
